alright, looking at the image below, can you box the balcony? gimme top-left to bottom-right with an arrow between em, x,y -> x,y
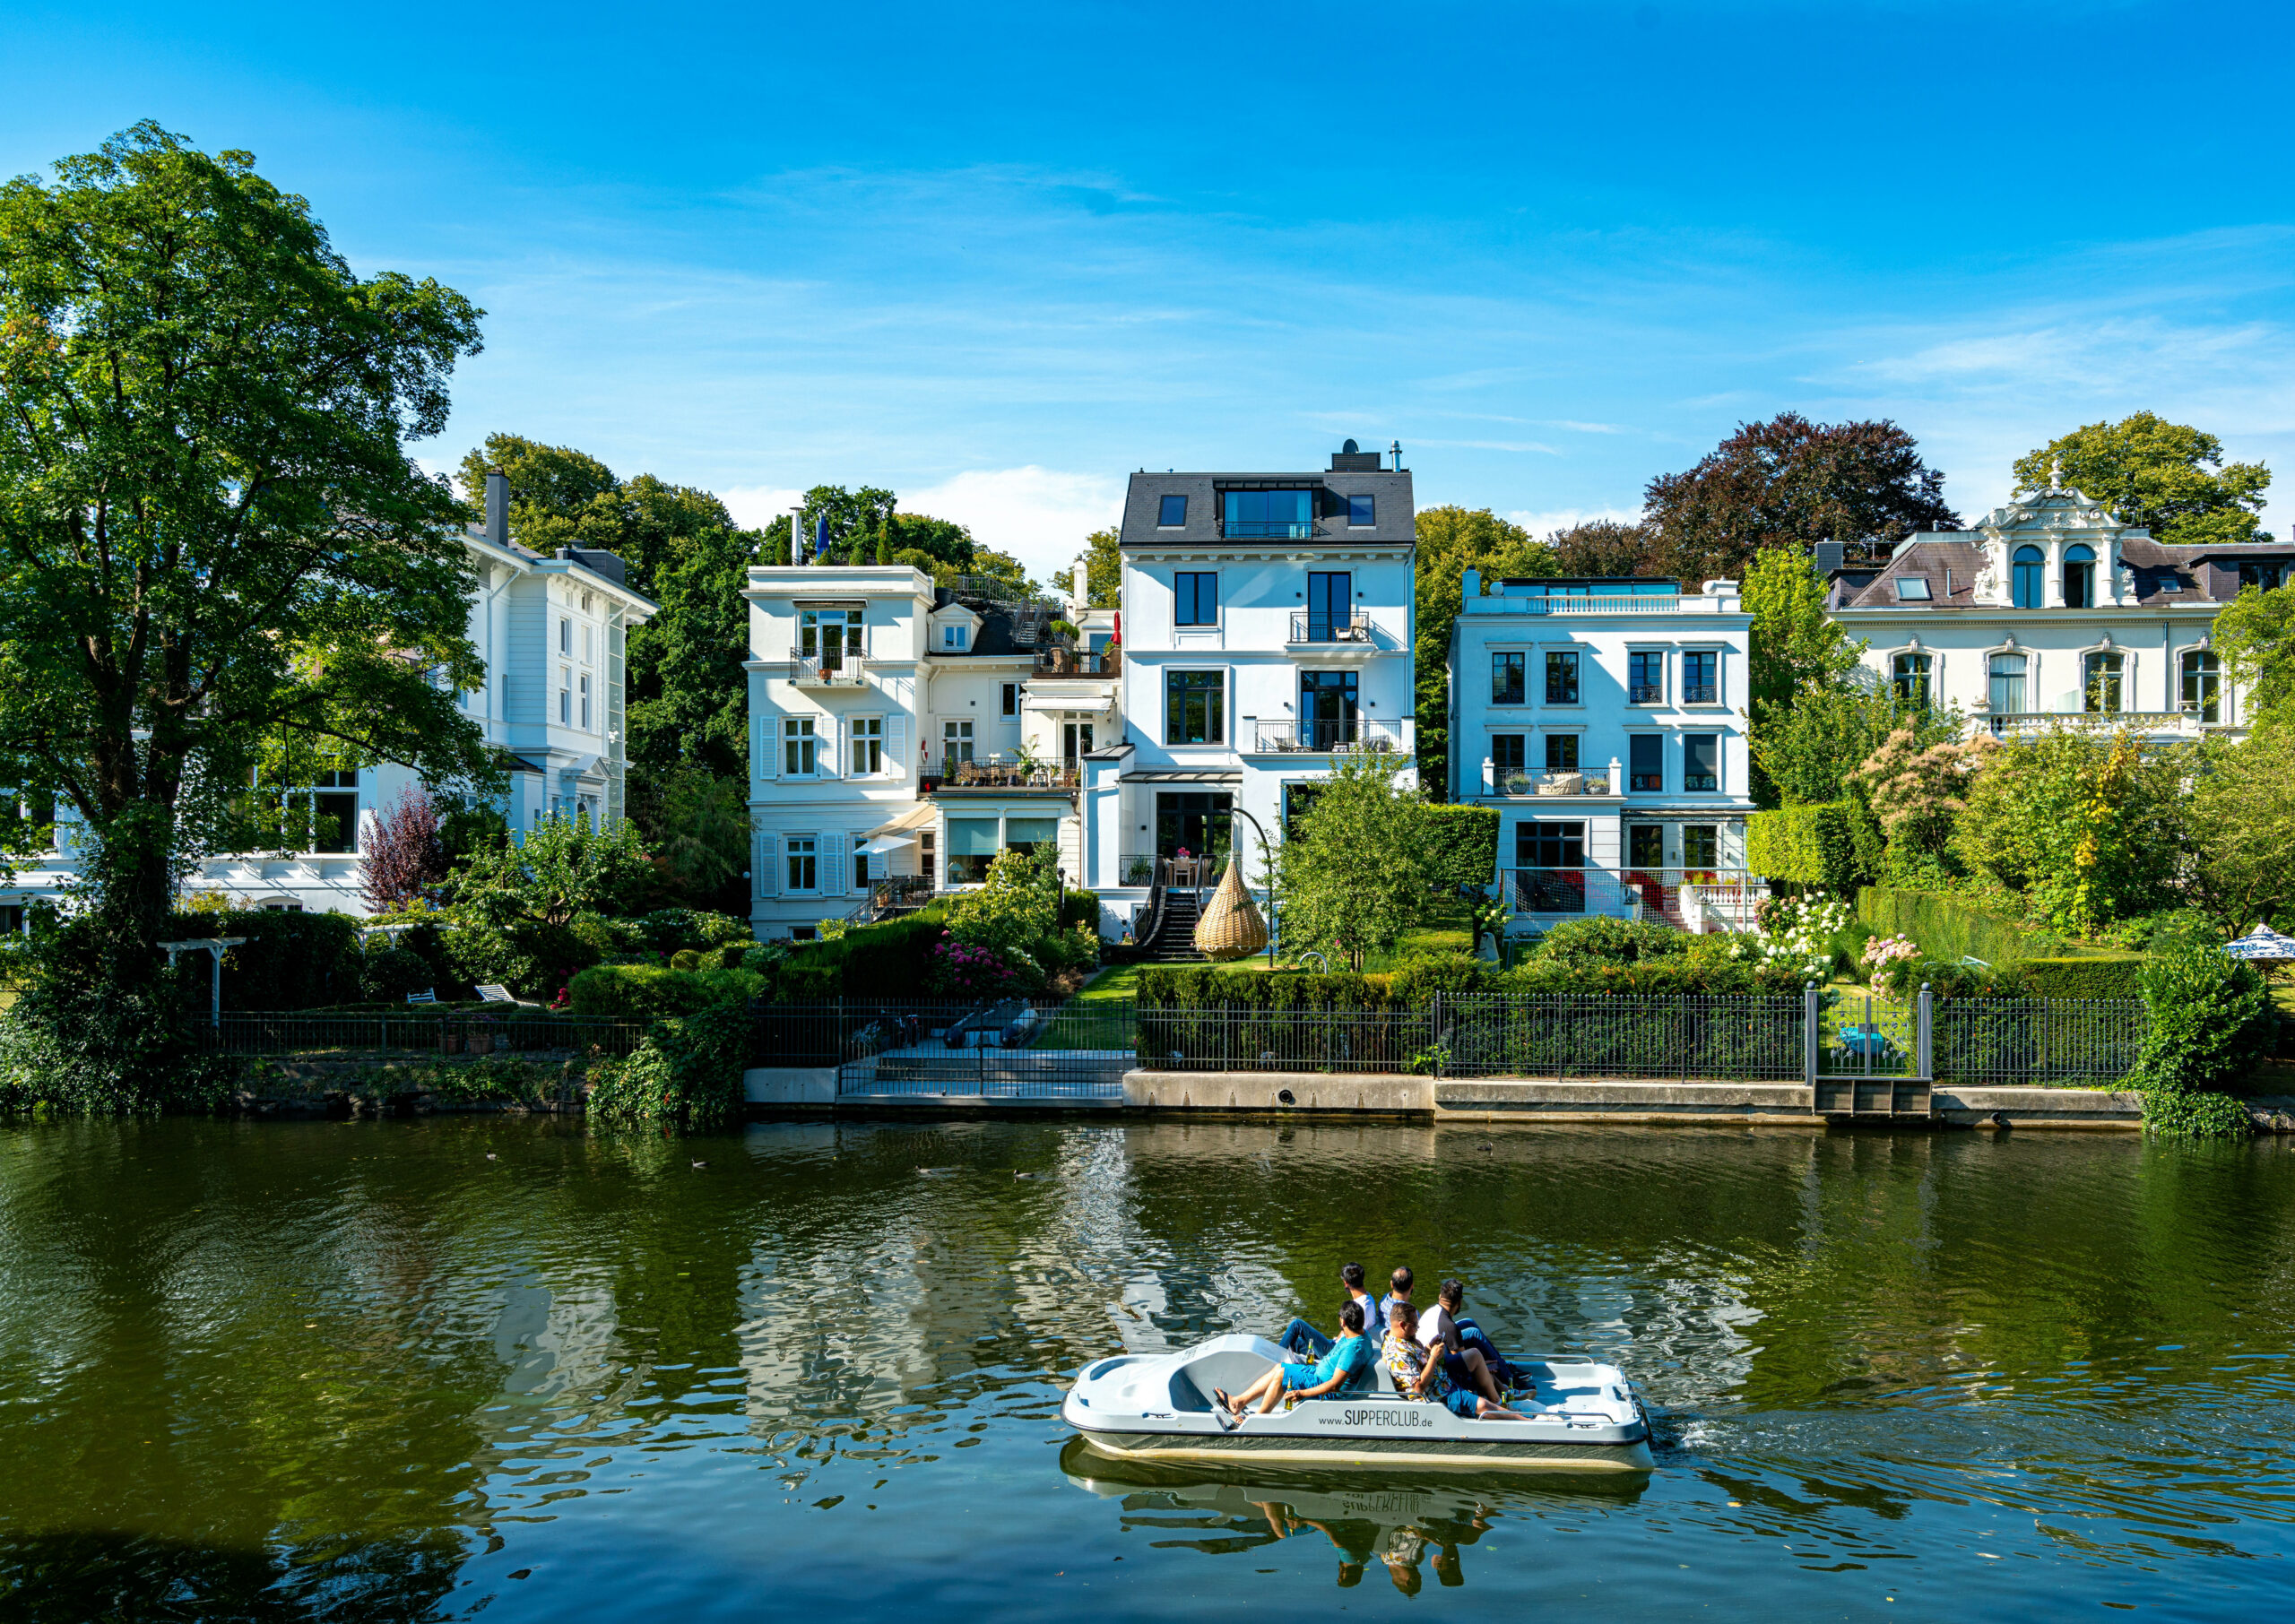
1502,867 -> 1762,931
1684,681 -> 1719,704
1984,709 -> 2235,739
1222,519 -> 1316,540
1628,684 -> 1663,704
1492,770 -> 1615,798
1117,852 -> 1220,888
922,756 -> 1082,794
1249,719 -> 1407,755
1033,646 -> 1121,678
1520,594 -> 1679,615
1287,609 -> 1375,645
790,644 -> 868,687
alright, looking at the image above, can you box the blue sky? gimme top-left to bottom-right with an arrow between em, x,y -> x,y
4,1 -> 2293,577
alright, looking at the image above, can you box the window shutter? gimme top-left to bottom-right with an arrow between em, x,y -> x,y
764,833 -> 781,896
820,834 -> 843,897
885,713 -> 907,779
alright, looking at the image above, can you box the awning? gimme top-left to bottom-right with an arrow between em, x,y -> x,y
1122,770 -> 1243,783
862,803 -> 937,840
860,834 -> 915,857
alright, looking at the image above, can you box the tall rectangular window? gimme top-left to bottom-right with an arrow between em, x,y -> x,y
1989,653 -> 2027,715
942,720 -> 974,767
581,625 -> 593,663
1546,650 -> 1581,704
1684,733 -> 1719,791
1683,651 -> 1718,704
1174,572 -> 1218,626
1892,652 -> 1931,706
1001,682 -> 1018,717
1491,652 -> 1525,705
1682,824 -> 1719,873
559,617 -> 570,654
1544,734 -> 1580,774
1158,494 -> 1188,528
2181,650 -> 2221,723
1627,651 -> 1663,704
578,672 -> 592,730
785,835 -> 817,893
852,717 -> 883,775
1492,734 -> 1526,785
1304,572 -> 1351,641
852,834 -> 870,890
559,667 -> 571,724
2083,652 -> 2123,713
783,718 -> 816,775
1165,670 -> 1225,744
1347,493 -> 1375,527
1629,734 -> 1663,791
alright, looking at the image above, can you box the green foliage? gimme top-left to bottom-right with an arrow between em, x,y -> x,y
1060,889 -> 1102,932
1848,727 -> 1983,876
1139,965 -> 1398,1011
444,812 -> 654,929
430,913 -> 595,1001
1746,803 -> 1861,890
1413,506 -> 1557,799
1416,805 -> 1501,892
1954,729 -> 2190,936
1855,887 -> 2099,966
1055,526 -> 1121,609
2211,585 -> 2295,730
1744,549 -> 1865,721
2014,956 -> 2147,998
2186,720 -> 2295,934
567,963 -> 760,1020
0,122 -> 492,1067
2128,935 -> 2271,1137
764,909 -> 948,1000
1646,412 -> 1958,585
1528,917 -> 1692,965
0,963 -> 237,1114
152,909 -> 366,1010
2014,412 -> 2271,548
586,1003 -> 750,1128
1273,752 -> 1434,971
1386,952 -> 1501,1006
626,908 -> 752,955
1506,952 -> 1797,997
357,945 -> 435,1004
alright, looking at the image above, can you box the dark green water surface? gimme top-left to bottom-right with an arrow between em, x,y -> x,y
2,1117 -> 2291,1621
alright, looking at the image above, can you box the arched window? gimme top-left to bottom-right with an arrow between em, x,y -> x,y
2063,544 -> 2096,609
2012,546 -> 2044,609
2083,651 -> 2123,713
1988,653 -> 2027,715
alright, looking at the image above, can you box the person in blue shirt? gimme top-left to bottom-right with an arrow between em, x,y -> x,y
1216,1300 -> 1373,1421
1277,1264 -> 1378,1361
1374,1265 -> 1416,1335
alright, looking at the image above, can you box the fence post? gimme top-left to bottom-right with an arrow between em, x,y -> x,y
1802,983 -> 1819,1091
1432,992 -> 1443,1078
1917,983 -> 1933,1080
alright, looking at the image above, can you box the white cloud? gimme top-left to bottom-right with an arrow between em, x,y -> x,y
902,466 -> 1125,583
1504,506 -> 1645,537
721,485 -> 806,530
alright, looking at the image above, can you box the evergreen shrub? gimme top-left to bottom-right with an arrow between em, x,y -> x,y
567,963 -> 761,1020
2014,956 -> 2146,998
1417,805 -> 1501,892
588,1003 -> 750,1127
2128,936 -> 2271,1139
1746,804 -> 1859,892
160,909 -> 364,1010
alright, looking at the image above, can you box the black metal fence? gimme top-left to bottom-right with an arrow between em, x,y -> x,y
1931,998 -> 2148,1085
748,998 -> 1138,1099
1441,994 -> 1808,1081
196,1013 -> 654,1059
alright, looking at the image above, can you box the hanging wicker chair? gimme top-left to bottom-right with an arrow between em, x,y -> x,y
1193,854 -> 1269,960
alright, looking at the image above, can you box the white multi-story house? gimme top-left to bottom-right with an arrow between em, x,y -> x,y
742,560 -> 1118,940
0,469 -> 656,920
1447,573 -> 1758,935
1078,447 -> 1416,935
1823,485 -> 2292,739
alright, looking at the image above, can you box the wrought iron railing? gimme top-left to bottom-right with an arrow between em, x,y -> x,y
1287,609 -> 1375,644
931,757 -> 1081,790
1034,647 -> 1121,677
790,644 -> 868,684
1929,997 -> 2148,1084
1251,718 -> 1406,753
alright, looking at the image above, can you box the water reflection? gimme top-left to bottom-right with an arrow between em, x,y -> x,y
1060,1437 -> 1646,1591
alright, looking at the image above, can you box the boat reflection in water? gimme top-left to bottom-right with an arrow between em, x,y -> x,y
1059,1436 -> 1648,1593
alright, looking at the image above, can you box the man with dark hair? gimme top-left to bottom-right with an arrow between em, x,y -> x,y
1217,1300 -> 1374,1421
1442,1280 -> 1524,1388
1375,1266 -> 1415,1334
1277,1263 -> 1376,1361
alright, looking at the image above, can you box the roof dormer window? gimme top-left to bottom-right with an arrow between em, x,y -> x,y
943,623 -> 968,651
2064,545 -> 2096,609
1895,577 -> 1932,600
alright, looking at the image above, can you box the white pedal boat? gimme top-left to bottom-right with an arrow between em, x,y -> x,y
1061,1334 -> 1654,1473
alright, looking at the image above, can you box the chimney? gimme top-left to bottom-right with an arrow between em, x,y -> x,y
1812,540 -> 1844,577
484,468 -> 509,549
1070,554 -> 1089,620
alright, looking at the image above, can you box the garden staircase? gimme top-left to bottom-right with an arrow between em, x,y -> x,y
1140,889 -> 1206,963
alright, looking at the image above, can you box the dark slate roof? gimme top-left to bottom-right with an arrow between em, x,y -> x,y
1836,532 -> 2293,610
1837,540 -> 1986,609
1119,469 -> 1416,549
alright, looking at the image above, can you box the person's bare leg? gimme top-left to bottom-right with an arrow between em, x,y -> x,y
1473,1396 -> 1525,1421
1460,1347 -> 1502,1404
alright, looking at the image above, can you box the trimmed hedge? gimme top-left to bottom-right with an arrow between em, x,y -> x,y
1855,887 -> 2110,967
1746,804 -> 1858,892
1060,889 -> 1102,933
567,963 -> 761,1019
2012,955 -> 2146,998
1139,965 -> 1399,1010
1418,805 -> 1501,891
165,910 -> 363,1010
1139,950 -> 1797,1009
770,909 -> 948,1000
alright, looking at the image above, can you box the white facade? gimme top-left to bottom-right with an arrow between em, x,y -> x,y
1827,488 -> 2291,740
0,470 -> 656,919
1079,458 -> 1416,937
1447,574 -> 1758,934
742,561 -> 1118,940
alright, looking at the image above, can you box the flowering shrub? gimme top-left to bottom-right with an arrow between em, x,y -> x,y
929,939 -> 1024,996
1730,890 -> 1851,982
1859,934 -> 1919,986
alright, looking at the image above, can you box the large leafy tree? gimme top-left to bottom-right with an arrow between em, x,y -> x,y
1547,518 -> 1664,578
2187,721 -> 2295,931
1740,549 -> 1866,804
2210,583 -> 2295,728
1644,412 -> 1958,583
2013,412 -> 2271,545
1272,752 -> 1433,971
1413,505 -> 1557,799
0,124 -> 488,989
1056,524 -> 1120,608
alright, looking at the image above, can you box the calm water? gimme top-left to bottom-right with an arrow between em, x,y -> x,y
2,1117 -> 2291,1622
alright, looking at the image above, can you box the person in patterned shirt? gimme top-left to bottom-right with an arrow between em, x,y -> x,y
1381,1302 -> 1529,1421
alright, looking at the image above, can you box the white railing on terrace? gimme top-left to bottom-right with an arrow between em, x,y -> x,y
1985,710 -> 2234,738
1520,594 -> 1680,615
1501,867 -> 1763,932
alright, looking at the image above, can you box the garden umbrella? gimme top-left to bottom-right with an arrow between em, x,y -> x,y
2222,924 -> 2295,962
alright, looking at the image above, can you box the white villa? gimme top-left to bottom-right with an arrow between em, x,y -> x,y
1077,447 -> 1417,943
0,469 -> 656,920
1823,486 -> 2293,739
742,559 -> 1118,940
1446,573 -> 1759,935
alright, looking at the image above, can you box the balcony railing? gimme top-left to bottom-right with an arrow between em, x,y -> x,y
925,756 -> 1081,792
1986,710 -> 2232,738
1520,594 -> 1679,615
1684,681 -> 1719,704
1628,684 -> 1663,704
1033,647 -> 1121,677
790,645 -> 868,685
1501,867 -> 1762,931
1221,519 -> 1315,540
1493,770 -> 1613,797
1118,852 -> 1220,889
1251,718 -> 1407,754
1287,609 -> 1375,644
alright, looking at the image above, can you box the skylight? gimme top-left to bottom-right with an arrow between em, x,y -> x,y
1895,577 -> 1933,600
